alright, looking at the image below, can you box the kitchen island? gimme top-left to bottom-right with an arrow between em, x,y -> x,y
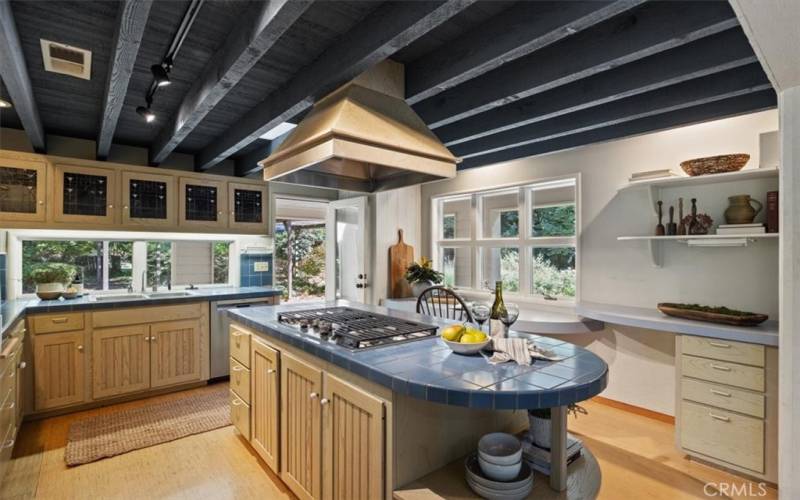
227,301 -> 608,499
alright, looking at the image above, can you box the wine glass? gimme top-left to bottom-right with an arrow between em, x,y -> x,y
470,303 -> 490,333
500,303 -> 520,337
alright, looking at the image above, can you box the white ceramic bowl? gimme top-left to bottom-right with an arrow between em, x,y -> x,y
478,455 -> 521,482
467,476 -> 532,500
465,453 -> 532,490
478,433 -> 523,466
442,337 -> 491,355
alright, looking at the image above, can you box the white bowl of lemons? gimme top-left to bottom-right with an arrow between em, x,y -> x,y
441,324 -> 491,355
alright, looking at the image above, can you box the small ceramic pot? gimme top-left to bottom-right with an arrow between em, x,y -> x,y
411,281 -> 434,297
36,282 -> 65,300
724,194 -> 762,224
529,413 -> 552,449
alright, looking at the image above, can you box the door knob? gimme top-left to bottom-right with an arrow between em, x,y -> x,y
77,345 -> 84,352
320,398 -> 329,406
309,392 -> 318,399
267,369 -> 276,374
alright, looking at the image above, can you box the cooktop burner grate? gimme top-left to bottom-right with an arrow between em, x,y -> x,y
277,306 -> 439,350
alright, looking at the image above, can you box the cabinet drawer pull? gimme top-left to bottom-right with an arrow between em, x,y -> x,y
231,331 -> 243,337
18,361 -> 26,370
77,345 -> 84,352
710,389 -> 732,397
51,317 -> 69,324
5,401 -> 14,410
2,439 -> 14,449
710,364 -> 731,372
708,341 -> 731,348
38,200 -> 44,205
231,399 -> 243,406
267,369 -> 276,374
309,392 -> 318,400
232,365 -> 244,372
709,413 -> 731,422
0,337 -> 20,358
320,398 -> 329,406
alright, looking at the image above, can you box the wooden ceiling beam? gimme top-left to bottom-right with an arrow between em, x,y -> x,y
97,0 -> 153,160
406,0 -> 645,104
0,0 -> 45,152
234,131 -> 290,177
458,89 -> 777,170
194,0 -> 478,172
437,29 -> 758,147
149,0 -> 312,165
414,1 -> 740,129
452,64 -> 771,158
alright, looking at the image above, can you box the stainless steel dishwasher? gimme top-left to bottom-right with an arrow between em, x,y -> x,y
210,297 -> 275,378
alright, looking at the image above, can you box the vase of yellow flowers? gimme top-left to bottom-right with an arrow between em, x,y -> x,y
405,257 -> 444,296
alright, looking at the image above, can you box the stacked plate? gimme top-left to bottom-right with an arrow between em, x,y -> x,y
466,453 -> 533,500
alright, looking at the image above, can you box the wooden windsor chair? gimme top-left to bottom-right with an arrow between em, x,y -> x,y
415,286 -> 475,323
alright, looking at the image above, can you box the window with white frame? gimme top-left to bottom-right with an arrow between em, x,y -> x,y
432,177 -> 578,301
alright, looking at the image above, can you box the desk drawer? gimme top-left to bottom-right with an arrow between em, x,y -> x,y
682,336 -> 764,367
230,358 -> 251,404
32,312 -> 84,334
680,400 -> 764,473
681,355 -> 765,392
230,326 -> 251,368
230,391 -> 250,440
682,377 -> 765,419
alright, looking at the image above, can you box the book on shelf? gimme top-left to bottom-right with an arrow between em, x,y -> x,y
716,224 -> 766,235
521,434 -> 583,475
767,190 -> 779,233
628,169 -> 677,182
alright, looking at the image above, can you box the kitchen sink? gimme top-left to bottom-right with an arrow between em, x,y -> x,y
145,291 -> 195,298
94,294 -> 148,301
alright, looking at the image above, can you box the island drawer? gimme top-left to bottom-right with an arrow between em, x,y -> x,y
230,326 -> 251,367
230,391 -> 250,440
230,358 -> 251,403
681,355 -> 764,392
680,400 -> 764,473
31,312 -> 84,334
681,336 -> 764,367
681,378 -> 765,418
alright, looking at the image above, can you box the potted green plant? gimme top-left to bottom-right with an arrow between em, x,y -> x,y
405,256 -> 444,296
30,263 -> 76,300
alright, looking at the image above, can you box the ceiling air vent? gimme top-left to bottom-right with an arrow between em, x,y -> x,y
40,39 -> 92,80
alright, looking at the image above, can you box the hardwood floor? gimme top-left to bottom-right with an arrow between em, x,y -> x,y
0,386 -> 777,500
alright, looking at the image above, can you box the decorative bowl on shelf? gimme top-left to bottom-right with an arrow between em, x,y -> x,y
680,154 -> 750,176
657,303 -> 768,326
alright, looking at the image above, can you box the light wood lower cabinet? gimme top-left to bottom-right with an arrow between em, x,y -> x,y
250,338 -> 279,472
33,330 -> 87,410
92,325 -> 151,399
150,319 -> 202,388
281,353 -> 323,500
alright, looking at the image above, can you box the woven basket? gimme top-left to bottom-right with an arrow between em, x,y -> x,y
680,154 -> 750,176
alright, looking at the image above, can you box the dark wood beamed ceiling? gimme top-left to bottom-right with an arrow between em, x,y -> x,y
0,1 -> 777,177
148,0 -> 312,165
0,0 -> 46,152
194,0 -> 478,172
96,0 -> 153,160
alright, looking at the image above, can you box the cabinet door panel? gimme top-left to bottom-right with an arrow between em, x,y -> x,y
228,182 -> 267,232
92,325 -> 150,399
281,353 -> 322,500
251,338 -> 279,472
0,157 -> 47,222
122,171 -> 176,227
53,164 -> 118,224
34,331 -> 86,410
323,374 -> 384,500
179,177 -> 227,229
150,319 -> 202,388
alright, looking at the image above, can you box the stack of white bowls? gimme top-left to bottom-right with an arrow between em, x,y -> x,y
466,433 -> 533,499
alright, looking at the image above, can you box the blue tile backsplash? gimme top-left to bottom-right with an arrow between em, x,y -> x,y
0,254 -> 6,302
240,253 -> 273,287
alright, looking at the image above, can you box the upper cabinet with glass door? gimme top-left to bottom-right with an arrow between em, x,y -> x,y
228,182 -> 267,233
122,171 -> 176,227
53,163 -> 119,225
0,157 -> 47,222
179,177 -> 227,230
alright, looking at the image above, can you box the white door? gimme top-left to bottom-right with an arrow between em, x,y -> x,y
325,197 -> 368,302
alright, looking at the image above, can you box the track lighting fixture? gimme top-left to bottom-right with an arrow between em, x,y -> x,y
137,96 -> 155,123
0,98 -> 11,108
151,63 -> 171,87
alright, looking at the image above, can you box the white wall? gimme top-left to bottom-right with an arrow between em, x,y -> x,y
415,109 -> 779,415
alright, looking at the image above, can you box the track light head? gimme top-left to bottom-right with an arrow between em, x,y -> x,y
0,98 -> 11,108
136,105 -> 156,123
151,64 -> 171,87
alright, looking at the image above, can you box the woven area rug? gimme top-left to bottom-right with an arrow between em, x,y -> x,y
65,385 -> 231,466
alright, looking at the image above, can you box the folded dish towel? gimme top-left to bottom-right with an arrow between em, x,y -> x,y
489,338 -> 532,365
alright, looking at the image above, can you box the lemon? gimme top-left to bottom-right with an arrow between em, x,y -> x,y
460,331 -> 487,344
441,324 -> 466,342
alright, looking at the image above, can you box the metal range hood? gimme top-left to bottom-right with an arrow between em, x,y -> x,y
259,61 -> 459,192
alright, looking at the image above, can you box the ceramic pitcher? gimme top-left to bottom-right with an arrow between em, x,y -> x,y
724,194 -> 762,224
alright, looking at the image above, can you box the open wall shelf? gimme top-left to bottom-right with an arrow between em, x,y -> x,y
618,233 -> 779,266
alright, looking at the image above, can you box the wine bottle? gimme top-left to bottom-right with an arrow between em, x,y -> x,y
489,281 -> 507,338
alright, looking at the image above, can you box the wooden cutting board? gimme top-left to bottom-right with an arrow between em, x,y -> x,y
388,229 -> 414,298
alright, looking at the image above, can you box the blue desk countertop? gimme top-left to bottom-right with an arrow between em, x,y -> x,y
228,301 -> 608,411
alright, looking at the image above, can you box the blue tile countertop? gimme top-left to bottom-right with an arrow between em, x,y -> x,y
228,300 -> 609,410
0,286 -> 282,342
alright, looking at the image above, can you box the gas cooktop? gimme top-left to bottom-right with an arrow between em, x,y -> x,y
277,306 -> 439,351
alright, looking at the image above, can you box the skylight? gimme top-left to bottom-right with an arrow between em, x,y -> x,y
260,122 -> 296,140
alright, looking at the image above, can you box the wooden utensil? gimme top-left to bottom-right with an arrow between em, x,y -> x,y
655,201 -> 665,236
388,229 -> 414,298
667,205 -> 677,235
677,198 -> 686,235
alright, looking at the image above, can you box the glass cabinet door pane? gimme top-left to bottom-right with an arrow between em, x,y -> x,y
0,166 -> 37,214
129,179 -> 168,219
185,184 -> 218,221
233,188 -> 263,223
63,172 -> 107,216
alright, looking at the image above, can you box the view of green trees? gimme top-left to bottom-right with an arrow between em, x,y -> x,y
274,221 -> 326,301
